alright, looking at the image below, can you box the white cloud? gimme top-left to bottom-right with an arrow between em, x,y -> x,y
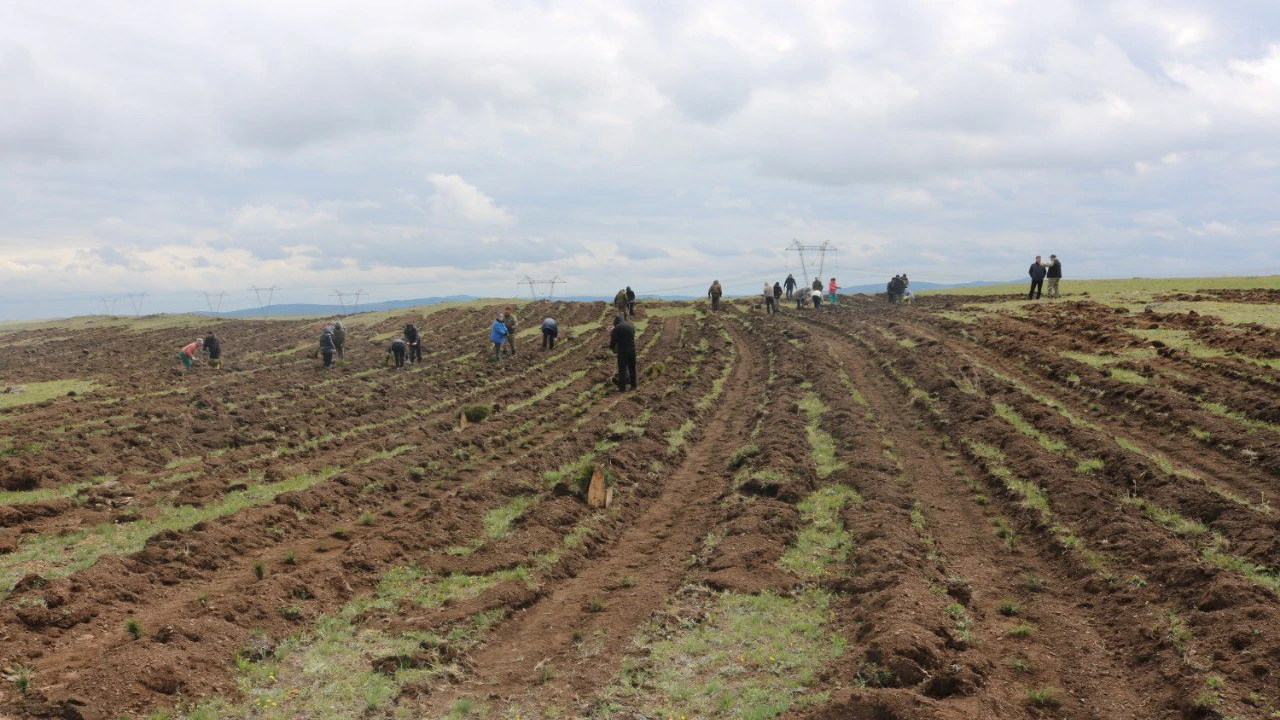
425,174 -> 515,226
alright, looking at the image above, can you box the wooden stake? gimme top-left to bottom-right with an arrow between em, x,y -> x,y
459,410 -> 468,431
587,465 -> 608,507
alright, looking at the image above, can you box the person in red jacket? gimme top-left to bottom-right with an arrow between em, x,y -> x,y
179,338 -> 203,372
827,278 -> 841,306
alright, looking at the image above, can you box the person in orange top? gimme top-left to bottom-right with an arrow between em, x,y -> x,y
179,338 -> 203,371
827,278 -> 841,306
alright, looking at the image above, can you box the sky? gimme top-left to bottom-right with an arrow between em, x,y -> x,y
1,0 -> 1278,319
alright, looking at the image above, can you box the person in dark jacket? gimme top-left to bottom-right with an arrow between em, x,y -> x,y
331,320 -> 347,360
708,280 -> 722,311
609,314 -> 637,392
202,333 -> 222,369
1028,256 -> 1046,300
319,326 -> 336,367
1046,255 -> 1063,298
503,310 -> 518,355
541,317 -> 559,350
812,277 -> 822,293
403,324 -> 422,364
773,281 -> 783,306
491,313 -> 509,361
388,337 -> 407,368
887,275 -> 902,303
625,286 -> 637,317
784,274 -> 797,299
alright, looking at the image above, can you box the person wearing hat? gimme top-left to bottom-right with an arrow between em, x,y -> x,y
1046,255 -> 1063,298
609,314 -> 637,392
490,312 -> 509,361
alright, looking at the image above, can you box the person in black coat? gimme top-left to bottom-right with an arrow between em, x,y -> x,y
1046,255 -> 1063,298
388,337 -> 407,368
784,274 -> 797,299
625,286 -> 637,317
609,314 -> 637,392
403,324 -> 422,364
772,282 -> 783,305
1028,256 -> 1047,300
319,327 -> 336,367
202,333 -> 222,369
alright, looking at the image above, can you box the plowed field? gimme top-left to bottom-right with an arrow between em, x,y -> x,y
1,292 -> 1278,719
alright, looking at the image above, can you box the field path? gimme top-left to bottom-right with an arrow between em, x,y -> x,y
413,315 -> 762,716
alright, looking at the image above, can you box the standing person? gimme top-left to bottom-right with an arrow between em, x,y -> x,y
503,309 -> 518,356
490,312 -> 509,361
178,338 -> 203,372
773,281 -> 783,307
887,276 -> 901,304
403,324 -> 422,365
202,333 -> 222,369
1028,256 -> 1046,300
541,317 -> 559,350
1046,255 -> 1063,298
828,277 -> 841,306
388,337 -> 407,368
331,320 -> 347,360
609,314 -> 637,392
625,286 -> 637,318
784,273 -> 797,300
708,280 -> 723,311
613,289 -> 629,317
763,282 -> 777,315
812,277 -> 823,295
319,326 -> 336,368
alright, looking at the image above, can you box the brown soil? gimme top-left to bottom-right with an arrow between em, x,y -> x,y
1,295 -> 1279,719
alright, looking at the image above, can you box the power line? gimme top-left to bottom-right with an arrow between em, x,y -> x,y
100,297 -> 120,317
248,285 -> 279,318
786,240 -> 838,286
201,291 -> 227,315
125,292 -> 147,317
516,275 -> 567,300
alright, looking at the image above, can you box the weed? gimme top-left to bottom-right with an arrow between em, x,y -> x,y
587,597 -> 606,612
727,444 -> 761,470
278,605 -> 303,621
251,562 -> 265,580
993,518 -> 1016,548
461,405 -> 492,423
357,510 -> 375,527
619,575 -> 636,589
996,600 -> 1023,617
1074,458 -> 1105,475
538,664 -> 556,683
1024,573 -> 1045,592
283,550 -> 297,565
196,592 -> 209,605
332,528 -> 350,540
1007,656 -> 1033,673
9,664 -> 32,695
1026,687 -> 1061,707
449,698 -> 476,718
125,617 -> 144,640
666,420 -> 696,455
1006,622 -> 1036,638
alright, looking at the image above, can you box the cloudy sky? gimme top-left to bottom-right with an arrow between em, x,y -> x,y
2,1 -> 1278,318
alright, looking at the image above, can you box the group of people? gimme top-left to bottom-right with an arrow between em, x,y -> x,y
713,275 -> 842,312
613,287 -> 637,318
886,274 -> 914,304
385,323 -> 424,368
1028,254 -> 1064,300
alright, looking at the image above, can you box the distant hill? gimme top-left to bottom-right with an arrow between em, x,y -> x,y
209,296 -> 477,317
839,280 -> 1015,294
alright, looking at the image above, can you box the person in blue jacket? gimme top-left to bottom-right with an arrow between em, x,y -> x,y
490,312 -> 509,361
1028,256 -> 1047,300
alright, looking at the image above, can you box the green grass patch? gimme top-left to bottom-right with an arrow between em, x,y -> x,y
1109,367 -> 1150,384
0,475 -> 115,507
798,393 -> 845,478
0,380 -> 95,409
779,485 -> 863,578
483,496 -> 536,539
506,369 -> 588,412
604,589 -> 844,720
666,420 -> 696,455
992,402 -> 1069,454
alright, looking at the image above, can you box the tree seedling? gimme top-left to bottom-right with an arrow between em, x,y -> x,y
253,562 -> 266,581
358,511 -> 375,526
125,617 -> 144,640
283,550 -> 297,565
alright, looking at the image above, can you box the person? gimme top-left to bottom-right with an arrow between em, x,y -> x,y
796,286 -> 810,310
708,280 -> 723,311
784,273 -> 797,300
763,282 -> 777,315
887,275 -> 902,304
503,309 -> 518,356
1028,256 -> 1046,300
388,337 -> 407,368
403,324 -> 422,365
1046,255 -> 1062,298
319,325 -> 336,367
812,276 -> 822,294
541,316 -> 559,350
902,274 -> 916,304
773,281 -> 783,306
331,320 -> 347,360
625,286 -> 636,318
179,338 -> 203,372
609,314 -> 637,392
828,277 -> 841,306
490,312 -> 509,361
811,287 -> 822,309
202,333 -> 222,369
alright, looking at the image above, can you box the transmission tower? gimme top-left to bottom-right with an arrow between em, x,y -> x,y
330,289 -> 367,315
248,285 -> 279,318
786,240 -> 838,286
101,297 -> 120,317
201,291 -> 228,316
125,292 -> 148,317
516,275 -> 566,300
